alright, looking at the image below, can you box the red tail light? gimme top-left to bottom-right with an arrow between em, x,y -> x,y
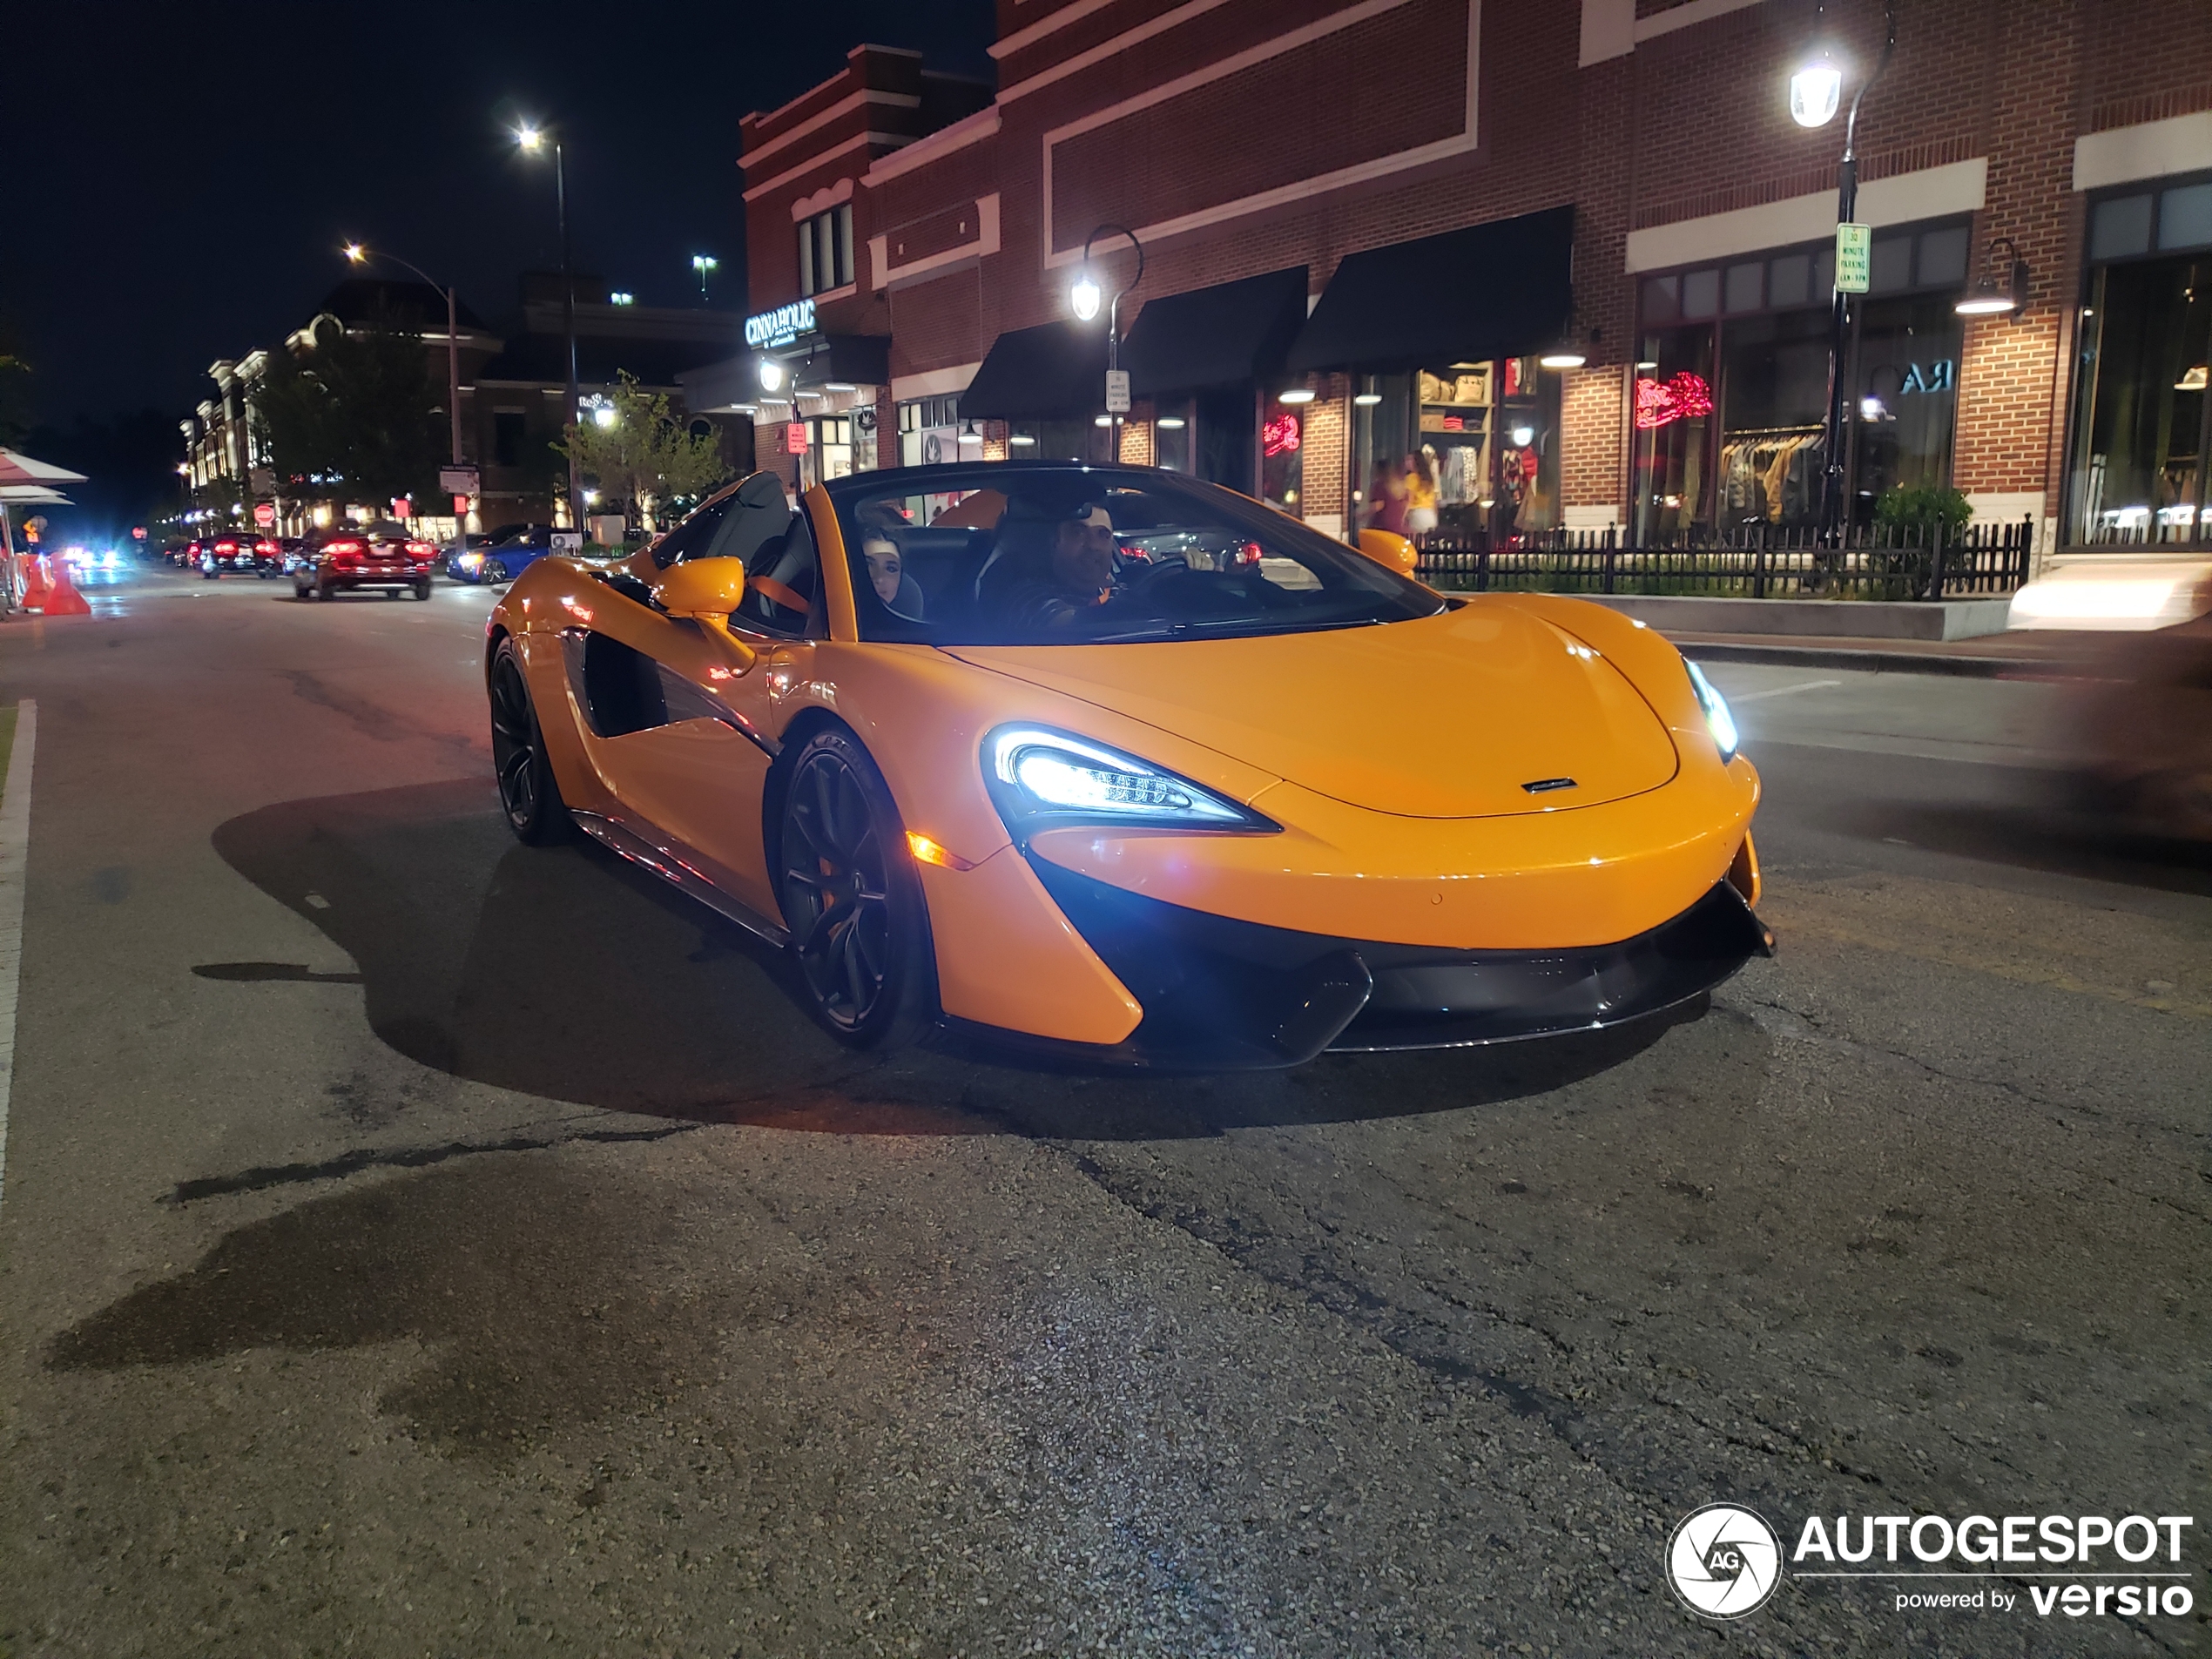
405,541 -> 433,556
326,540 -> 364,555
255,539 -> 280,555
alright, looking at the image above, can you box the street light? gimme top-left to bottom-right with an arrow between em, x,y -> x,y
1795,0 -> 1897,552
1069,225 -> 1144,452
342,241 -> 465,479
691,254 -> 718,301
516,121 -> 581,529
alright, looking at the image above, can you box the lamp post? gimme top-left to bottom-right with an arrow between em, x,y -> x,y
691,254 -> 718,303
517,124 -> 582,529
342,243 -> 464,473
1069,224 -> 1144,456
1791,0 -> 1896,554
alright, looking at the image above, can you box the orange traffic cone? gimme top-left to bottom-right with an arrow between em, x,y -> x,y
18,555 -> 51,610
41,558 -> 91,617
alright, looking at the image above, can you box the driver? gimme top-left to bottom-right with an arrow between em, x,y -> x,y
981,501 -> 1119,632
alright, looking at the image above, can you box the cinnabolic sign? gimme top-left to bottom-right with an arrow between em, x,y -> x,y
745,299 -> 815,349
1665,1504 -> 2196,1625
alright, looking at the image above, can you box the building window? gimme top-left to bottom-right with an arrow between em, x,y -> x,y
2067,173 -> 2212,547
799,203 -> 854,298
1633,219 -> 1967,539
897,395 -> 962,466
494,411 -> 527,469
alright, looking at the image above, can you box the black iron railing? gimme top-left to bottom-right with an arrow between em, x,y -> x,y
1413,518 -> 2034,601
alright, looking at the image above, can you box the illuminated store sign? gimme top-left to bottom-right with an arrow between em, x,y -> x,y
1261,412 -> 1302,456
1635,371 -> 1716,430
745,299 -> 816,349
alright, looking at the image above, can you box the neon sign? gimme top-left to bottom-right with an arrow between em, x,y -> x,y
1634,371 -> 1715,430
745,298 -> 816,348
1261,412 -> 1301,456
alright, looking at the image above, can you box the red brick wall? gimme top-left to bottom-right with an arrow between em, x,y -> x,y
1561,367 -> 1627,514
1952,0 -> 2082,512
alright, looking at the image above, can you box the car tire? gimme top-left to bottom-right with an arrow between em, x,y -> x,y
775,727 -> 935,1048
485,558 -> 509,584
414,579 -> 432,600
489,639 -> 571,846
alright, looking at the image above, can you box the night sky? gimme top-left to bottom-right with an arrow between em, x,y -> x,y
2,1 -> 994,529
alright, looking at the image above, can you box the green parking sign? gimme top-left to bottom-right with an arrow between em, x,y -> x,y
1836,222 -> 1871,293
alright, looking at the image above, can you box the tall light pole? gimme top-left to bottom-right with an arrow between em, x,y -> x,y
518,124 -> 582,528
691,254 -> 718,303
344,242 -> 468,556
1069,224 -> 1144,460
1791,1 -> 1896,553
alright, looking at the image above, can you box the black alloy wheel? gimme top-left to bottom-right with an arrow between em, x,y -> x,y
489,640 -> 570,844
777,728 -> 933,1046
484,558 -> 509,583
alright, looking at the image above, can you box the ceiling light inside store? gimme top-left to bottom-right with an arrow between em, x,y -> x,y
1511,426 -> 1535,447
1010,434 -> 1036,446
2175,365 -> 2207,392
1278,388 -> 1315,404
1352,393 -> 1382,406
822,381 -> 858,392
1157,417 -> 1186,428
1635,361 -> 1659,371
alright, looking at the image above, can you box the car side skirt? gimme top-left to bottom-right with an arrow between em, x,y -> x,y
570,809 -> 790,948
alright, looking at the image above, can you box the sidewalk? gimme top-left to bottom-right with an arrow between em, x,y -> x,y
1662,629 -> 2107,678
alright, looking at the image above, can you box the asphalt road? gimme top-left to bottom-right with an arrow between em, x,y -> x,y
0,563 -> 2204,1658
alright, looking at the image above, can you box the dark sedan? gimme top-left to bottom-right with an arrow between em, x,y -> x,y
199,533 -> 282,577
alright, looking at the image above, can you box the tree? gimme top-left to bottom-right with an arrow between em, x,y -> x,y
556,372 -> 731,531
250,312 -> 444,506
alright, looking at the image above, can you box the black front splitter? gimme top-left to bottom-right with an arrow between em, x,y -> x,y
949,858 -> 1777,1072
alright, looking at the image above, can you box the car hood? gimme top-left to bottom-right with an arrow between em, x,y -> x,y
943,601 -> 1681,819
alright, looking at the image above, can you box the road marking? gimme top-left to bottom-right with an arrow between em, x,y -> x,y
0,700 -> 35,1221
1730,678 -> 1844,703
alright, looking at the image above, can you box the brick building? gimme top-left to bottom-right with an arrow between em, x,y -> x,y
730,0 -> 2212,556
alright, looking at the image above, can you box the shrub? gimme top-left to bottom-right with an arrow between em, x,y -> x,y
1873,483 -> 1973,539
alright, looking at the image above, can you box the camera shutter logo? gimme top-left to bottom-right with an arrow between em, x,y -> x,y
1667,1503 -> 1783,1618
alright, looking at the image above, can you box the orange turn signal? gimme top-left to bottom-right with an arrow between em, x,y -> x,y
906,831 -> 974,871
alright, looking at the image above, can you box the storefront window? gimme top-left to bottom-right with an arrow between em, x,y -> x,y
1352,360 -> 1559,542
2067,175 -> 2212,545
1631,327 -> 1716,543
1635,220 -> 1967,537
1260,396 -> 1304,512
1850,296 -> 1960,519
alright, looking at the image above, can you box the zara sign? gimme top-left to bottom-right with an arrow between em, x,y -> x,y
745,298 -> 816,349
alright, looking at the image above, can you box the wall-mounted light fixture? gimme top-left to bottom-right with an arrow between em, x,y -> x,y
1955,236 -> 2029,316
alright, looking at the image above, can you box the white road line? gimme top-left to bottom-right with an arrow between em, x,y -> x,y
0,700 -> 35,1222
1730,678 -> 1844,703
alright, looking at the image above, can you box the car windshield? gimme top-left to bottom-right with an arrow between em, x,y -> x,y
825,464 -> 1442,646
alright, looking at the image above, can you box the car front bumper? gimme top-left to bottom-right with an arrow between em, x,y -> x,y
955,856 -> 1773,1069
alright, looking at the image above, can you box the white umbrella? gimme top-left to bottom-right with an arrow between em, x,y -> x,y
0,448 -> 88,486
0,485 -> 74,504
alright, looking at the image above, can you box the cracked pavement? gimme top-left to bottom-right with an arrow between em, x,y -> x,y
0,575 -> 2205,1656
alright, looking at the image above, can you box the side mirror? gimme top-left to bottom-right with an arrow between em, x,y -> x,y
1358,528 -> 1419,576
650,556 -> 754,667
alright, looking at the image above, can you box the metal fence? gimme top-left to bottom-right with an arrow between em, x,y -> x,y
1412,518 -> 2034,602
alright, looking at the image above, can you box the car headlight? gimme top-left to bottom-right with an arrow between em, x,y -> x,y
984,725 -> 1276,836
1684,660 -> 1740,761
458,552 -> 482,570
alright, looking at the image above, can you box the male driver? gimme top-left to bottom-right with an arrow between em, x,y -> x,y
981,501 -> 1118,632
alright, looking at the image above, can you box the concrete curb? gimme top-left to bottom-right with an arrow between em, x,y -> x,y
1673,641 -> 2057,678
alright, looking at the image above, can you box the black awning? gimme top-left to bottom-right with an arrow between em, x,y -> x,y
1122,266 -> 1309,396
792,334 -> 890,388
958,320 -> 1109,420
1286,206 -> 1575,374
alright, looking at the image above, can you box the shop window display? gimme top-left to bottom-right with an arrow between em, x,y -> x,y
2068,174 -> 2212,545
1634,220 -> 1967,537
1352,360 -> 1559,542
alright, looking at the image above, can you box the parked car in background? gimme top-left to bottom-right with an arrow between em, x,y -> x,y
449,523 -> 557,585
199,532 -> 282,577
292,522 -> 437,600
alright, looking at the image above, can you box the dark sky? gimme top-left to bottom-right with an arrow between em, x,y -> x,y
3,1 -> 995,434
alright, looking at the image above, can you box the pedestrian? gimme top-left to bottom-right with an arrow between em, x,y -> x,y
1403,450 -> 1440,537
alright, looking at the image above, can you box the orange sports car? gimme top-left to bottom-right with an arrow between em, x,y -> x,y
485,463 -> 1769,1068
